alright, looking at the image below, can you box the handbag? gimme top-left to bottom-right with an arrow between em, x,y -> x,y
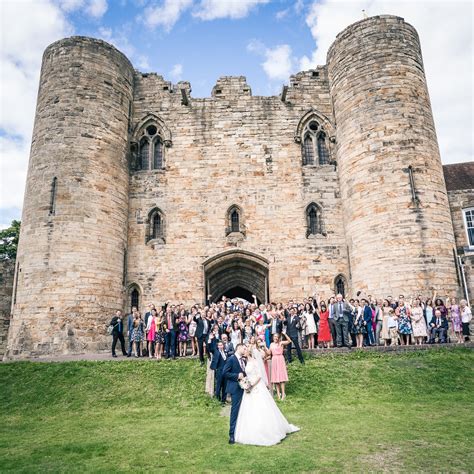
107,322 -> 118,335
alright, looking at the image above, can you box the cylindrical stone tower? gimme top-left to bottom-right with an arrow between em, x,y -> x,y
327,15 -> 458,297
6,37 -> 134,358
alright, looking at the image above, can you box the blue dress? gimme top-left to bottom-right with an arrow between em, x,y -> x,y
397,306 -> 412,335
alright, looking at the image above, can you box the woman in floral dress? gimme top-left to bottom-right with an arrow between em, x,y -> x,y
447,297 -> 463,343
410,298 -> 427,345
178,312 -> 189,356
131,313 -> 144,357
154,311 -> 165,359
396,302 -> 412,345
352,301 -> 366,348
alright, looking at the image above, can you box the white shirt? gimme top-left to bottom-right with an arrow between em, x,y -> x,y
461,306 -> 472,323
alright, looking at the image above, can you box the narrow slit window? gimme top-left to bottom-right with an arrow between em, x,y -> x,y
307,204 -> 322,236
335,276 -> 345,297
231,210 -> 240,233
309,207 -> 318,234
49,177 -> 57,215
152,213 -> 162,239
408,165 -> 418,204
131,288 -> 139,311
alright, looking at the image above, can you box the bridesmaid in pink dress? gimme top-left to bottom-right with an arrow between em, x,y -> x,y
269,333 -> 292,400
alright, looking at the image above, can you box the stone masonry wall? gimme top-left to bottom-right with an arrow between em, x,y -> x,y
0,259 -> 15,357
447,189 -> 474,301
5,15 -> 465,357
327,15 -> 459,298
6,38 -> 134,358
126,67 -> 349,309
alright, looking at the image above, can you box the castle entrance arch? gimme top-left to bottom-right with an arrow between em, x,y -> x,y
203,250 -> 269,305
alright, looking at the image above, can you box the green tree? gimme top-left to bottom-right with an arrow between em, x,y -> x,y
0,220 -> 21,261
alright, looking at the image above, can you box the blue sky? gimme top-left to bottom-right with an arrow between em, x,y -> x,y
0,0 -> 473,229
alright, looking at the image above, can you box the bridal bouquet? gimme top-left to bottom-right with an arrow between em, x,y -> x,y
238,376 -> 253,393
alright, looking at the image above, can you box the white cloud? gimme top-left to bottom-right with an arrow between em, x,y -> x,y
0,137 -> 29,210
300,0 -> 473,164
142,0 -> 193,31
86,0 -> 108,18
275,8 -> 290,20
294,0 -> 305,15
59,0 -> 84,11
137,55 -> 151,70
262,44 -> 294,81
193,0 -> 269,20
248,41 -> 295,82
170,63 -> 183,80
58,0 -> 108,18
0,0 -> 72,214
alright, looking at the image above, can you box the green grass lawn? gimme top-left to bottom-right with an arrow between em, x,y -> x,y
0,348 -> 473,473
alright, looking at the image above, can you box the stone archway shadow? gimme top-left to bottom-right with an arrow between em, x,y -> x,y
203,250 -> 269,304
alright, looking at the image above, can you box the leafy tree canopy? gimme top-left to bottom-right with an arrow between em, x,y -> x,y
0,220 -> 20,261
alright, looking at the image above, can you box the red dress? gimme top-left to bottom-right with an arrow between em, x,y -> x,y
318,310 -> 331,343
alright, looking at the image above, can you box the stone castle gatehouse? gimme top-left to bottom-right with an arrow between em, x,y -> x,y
5,15 -> 474,358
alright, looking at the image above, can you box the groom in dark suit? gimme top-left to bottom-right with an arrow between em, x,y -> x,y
222,344 -> 247,444
284,307 -> 305,364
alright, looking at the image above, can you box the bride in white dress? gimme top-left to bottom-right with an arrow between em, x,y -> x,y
234,347 -> 299,446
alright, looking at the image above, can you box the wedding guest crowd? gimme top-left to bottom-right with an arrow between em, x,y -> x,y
109,292 -> 472,360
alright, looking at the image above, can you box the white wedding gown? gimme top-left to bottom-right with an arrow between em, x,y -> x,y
234,353 -> 299,446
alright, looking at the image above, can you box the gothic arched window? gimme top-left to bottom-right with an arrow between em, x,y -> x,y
147,207 -> 165,243
231,210 -> 240,233
335,275 -> 346,297
306,203 -> 323,237
301,119 -> 331,166
131,288 -> 139,310
226,205 -> 245,237
152,213 -> 162,239
137,124 -> 165,170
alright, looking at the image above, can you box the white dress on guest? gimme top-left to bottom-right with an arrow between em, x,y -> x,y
234,356 -> 299,446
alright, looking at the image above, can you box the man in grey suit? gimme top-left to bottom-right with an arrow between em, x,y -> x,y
333,294 -> 353,348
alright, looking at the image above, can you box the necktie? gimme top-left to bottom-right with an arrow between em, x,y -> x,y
239,357 -> 245,372
339,303 -> 342,314
221,350 -> 226,361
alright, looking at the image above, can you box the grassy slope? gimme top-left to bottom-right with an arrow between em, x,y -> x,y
0,348 -> 473,473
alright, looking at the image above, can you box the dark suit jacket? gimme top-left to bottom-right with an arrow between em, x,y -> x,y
223,342 -> 235,357
109,316 -> 124,335
333,301 -> 352,322
285,314 -> 301,338
127,314 -> 134,335
222,355 -> 245,395
210,347 -> 227,371
429,315 -> 448,330
194,314 -> 210,339
362,306 -> 373,325
163,312 -> 179,331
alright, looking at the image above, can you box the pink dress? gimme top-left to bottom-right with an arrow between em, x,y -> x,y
147,318 -> 156,342
270,343 -> 288,383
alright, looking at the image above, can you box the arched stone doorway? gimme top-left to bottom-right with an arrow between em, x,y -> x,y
203,250 -> 269,304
